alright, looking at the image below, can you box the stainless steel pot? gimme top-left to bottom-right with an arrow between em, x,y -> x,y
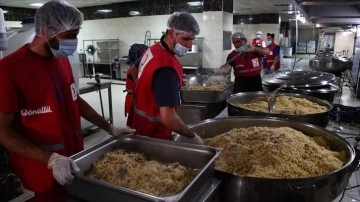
309,50 -> 352,76
263,83 -> 340,103
262,70 -> 340,102
226,92 -> 332,127
188,117 -> 358,202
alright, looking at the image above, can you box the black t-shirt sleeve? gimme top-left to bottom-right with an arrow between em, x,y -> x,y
153,68 -> 180,107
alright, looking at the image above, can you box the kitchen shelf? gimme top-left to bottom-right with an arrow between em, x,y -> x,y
83,39 -> 120,79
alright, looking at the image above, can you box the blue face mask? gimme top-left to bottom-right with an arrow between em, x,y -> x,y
173,42 -> 189,57
236,46 -> 244,52
50,38 -> 78,58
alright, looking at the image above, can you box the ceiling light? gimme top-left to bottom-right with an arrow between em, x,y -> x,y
129,11 -> 140,16
97,9 -> 112,13
187,2 -> 203,6
30,3 -> 43,7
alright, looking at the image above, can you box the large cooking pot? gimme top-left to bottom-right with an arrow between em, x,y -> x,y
227,91 -> 332,127
309,50 -> 352,76
188,117 -> 358,202
262,70 -> 340,102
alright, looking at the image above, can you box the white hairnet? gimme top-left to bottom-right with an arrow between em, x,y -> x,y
167,12 -> 200,36
256,31 -> 262,35
231,32 -> 246,41
35,0 -> 83,39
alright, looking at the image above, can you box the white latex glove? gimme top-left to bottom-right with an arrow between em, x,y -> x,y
48,153 -> 80,185
191,133 -> 203,145
244,44 -> 255,52
109,125 -> 136,137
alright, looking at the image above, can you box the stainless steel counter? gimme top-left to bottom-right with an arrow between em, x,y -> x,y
79,78 -> 113,135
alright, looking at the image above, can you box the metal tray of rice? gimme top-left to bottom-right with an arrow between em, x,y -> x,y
65,135 -> 220,202
180,82 -> 234,103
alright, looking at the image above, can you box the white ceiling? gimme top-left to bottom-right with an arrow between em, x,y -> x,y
0,0 -> 292,13
0,0 -> 359,30
0,0 -> 135,8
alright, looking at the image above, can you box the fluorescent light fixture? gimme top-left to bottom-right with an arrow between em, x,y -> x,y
30,3 -> 43,7
129,11 -> 141,16
187,2 -> 203,6
97,9 -> 112,13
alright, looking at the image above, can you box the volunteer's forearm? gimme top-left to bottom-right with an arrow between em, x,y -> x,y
78,96 -> 111,132
0,113 -> 52,164
159,107 -> 194,138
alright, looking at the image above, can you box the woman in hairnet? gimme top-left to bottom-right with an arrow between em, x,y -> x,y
0,0 -> 134,194
215,32 -> 269,93
129,12 -> 203,144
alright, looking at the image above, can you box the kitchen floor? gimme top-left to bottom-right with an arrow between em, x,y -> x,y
79,54 -> 360,202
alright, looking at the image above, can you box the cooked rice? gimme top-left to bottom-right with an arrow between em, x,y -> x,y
203,127 -> 346,178
187,81 -> 227,91
86,150 -> 197,196
235,95 -> 327,115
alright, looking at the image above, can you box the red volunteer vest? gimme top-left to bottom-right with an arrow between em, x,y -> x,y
252,38 -> 264,47
266,43 -> 281,70
0,46 -> 83,193
130,43 -> 182,140
229,50 -> 262,77
125,67 -> 136,126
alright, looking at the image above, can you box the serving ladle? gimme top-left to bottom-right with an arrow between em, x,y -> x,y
268,83 -> 286,113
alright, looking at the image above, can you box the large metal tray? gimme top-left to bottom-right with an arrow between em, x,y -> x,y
66,135 -> 220,202
180,82 -> 234,103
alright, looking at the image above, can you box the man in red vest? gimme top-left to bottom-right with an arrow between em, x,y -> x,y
264,33 -> 281,75
0,0 -> 135,194
215,32 -> 269,93
129,12 -> 202,144
252,31 -> 266,48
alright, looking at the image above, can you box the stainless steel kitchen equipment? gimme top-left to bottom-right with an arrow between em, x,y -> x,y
227,91 -> 332,127
187,117 -> 359,202
309,50 -> 352,76
178,75 -> 233,124
180,81 -> 233,103
262,70 -> 340,102
66,135 -> 220,202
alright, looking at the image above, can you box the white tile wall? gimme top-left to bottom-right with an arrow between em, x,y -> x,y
77,13 -> 204,58
233,23 -> 280,44
335,31 -> 355,58
4,21 -> 21,28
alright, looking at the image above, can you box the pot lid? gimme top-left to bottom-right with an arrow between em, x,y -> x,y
262,70 -> 336,88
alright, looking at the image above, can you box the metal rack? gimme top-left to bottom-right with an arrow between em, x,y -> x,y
83,39 -> 120,79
